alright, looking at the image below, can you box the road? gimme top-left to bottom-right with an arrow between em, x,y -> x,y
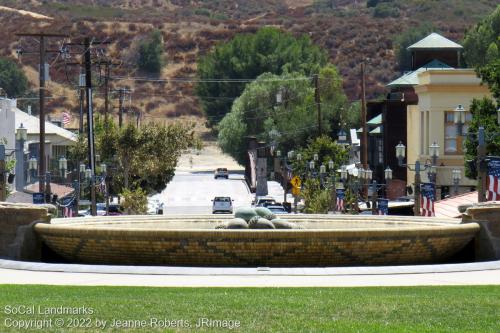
152,172 -> 254,214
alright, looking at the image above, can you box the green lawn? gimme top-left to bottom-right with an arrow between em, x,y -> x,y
0,285 -> 499,332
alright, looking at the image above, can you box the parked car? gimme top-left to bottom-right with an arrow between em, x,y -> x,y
253,196 -> 277,207
214,168 -> 229,179
266,205 -> 288,214
212,196 -> 234,214
81,203 -> 122,216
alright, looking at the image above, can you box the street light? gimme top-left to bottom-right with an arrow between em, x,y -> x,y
276,150 -> 281,158
309,161 -> 315,170
287,151 -> 294,160
384,167 -> 393,181
396,142 -> 406,165
58,157 -> 67,180
100,163 -> 107,174
79,163 -> 86,173
320,164 -> 326,174
296,153 -> 302,161
16,123 -> 28,141
341,165 -> 348,181
429,142 -> 440,165
85,168 -> 92,180
328,160 -> 334,170
454,104 -> 466,135
452,169 -> 461,196
337,129 -> 348,145
365,168 -> 373,181
29,157 -> 37,183
313,153 -> 319,161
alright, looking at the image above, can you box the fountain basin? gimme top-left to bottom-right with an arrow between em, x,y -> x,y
34,215 -> 479,267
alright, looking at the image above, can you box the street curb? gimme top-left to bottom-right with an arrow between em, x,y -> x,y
1,259 -> 499,277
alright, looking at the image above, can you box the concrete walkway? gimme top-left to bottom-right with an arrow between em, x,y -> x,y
1,259 -> 499,287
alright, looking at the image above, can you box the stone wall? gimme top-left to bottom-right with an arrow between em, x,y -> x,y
0,203 -> 51,260
463,202 -> 500,261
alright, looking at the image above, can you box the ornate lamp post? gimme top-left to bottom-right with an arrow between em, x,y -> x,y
15,123 -> 28,191
28,156 -> 37,184
396,141 -> 439,216
58,156 -> 67,182
452,169 -> 461,196
454,104 -> 467,136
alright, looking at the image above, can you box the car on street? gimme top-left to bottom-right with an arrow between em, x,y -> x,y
80,203 -> 122,217
214,168 -> 229,179
212,196 -> 234,214
253,196 -> 277,207
266,205 -> 288,214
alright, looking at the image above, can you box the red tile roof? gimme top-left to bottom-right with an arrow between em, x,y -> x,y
434,191 -> 477,218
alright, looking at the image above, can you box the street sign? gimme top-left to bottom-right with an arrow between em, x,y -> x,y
290,176 -> 302,188
292,186 -> 301,196
32,192 -> 44,204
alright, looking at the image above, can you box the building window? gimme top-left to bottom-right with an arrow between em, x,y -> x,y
444,111 -> 471,155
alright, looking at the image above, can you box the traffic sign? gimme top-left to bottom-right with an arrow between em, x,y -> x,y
290,176 -> 301,188
32,192 -> 45,204
292,186 -> 301,196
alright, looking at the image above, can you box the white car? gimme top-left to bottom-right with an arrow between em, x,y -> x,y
212,196 -> 233,214
214,168 -> 229,179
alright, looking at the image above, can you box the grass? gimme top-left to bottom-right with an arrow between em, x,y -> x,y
0,285 -> 499,332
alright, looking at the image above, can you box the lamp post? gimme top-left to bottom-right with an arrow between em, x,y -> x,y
29,157 -> 37,184
396,142 -> 439,216
452,169 -> 461,196
15,123 -> 28,192
454,104 -> 467,136
58,157 -> 67,183
101,162 -> 108,215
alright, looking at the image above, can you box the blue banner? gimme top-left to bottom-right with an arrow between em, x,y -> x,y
32,192 -> 44,204
377,198 -> 389,215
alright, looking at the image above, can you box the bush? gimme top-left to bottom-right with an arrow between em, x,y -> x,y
137,30 -> 165,74
373,3 -> 400,18
121,188 -> 148,215
0,57 -> 28,98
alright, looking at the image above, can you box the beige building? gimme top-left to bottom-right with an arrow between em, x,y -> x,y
406,69 -> 492,195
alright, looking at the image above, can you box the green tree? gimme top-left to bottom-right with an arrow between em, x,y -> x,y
137,30 -> 165,74
0,57 -> 28,98
218,69 -> 349,166
292,135 -> 349,213
463,5 -> 500,69
394,23 -> 435,72
464,98 -> 500,179
121,188 -> 148,215
196,27 -> 327,127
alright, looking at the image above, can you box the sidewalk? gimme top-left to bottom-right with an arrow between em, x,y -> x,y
1,259 -> 499,287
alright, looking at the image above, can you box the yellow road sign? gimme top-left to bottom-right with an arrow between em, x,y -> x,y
292,186 -> 301,196
290,176 -> 302,188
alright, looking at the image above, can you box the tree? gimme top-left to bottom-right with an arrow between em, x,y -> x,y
218,68 -> 350,166
196,27 -> 327,127
0,57 -> 28,98
464,98 -> 500,179
463,5 -> 500,69
394,23 -> 435,72
137,30 -> 165,74
69,117 -> 198,196
121,188 -> 148,215
291,135 -> 349,213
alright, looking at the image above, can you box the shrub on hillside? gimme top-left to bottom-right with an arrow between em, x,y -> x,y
137,30 -> 165,74
373,3 -> 400,18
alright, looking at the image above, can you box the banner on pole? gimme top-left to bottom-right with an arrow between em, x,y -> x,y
486,157 -> 500,201
336,189 -> 345,212
420,182 -> 435,217
377,198 -> 389,215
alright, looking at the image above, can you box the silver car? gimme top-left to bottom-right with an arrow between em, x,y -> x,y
212,196 -> 233,214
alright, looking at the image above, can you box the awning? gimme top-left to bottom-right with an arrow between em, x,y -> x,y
434,191 -> 477,218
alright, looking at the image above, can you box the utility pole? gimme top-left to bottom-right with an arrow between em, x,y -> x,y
79,69 -> 85,134
16,32 -> 68,200
314,74 -> 322,136
360,62 -> 368,169
114,88 -> 131,128
83,37 -> 98,217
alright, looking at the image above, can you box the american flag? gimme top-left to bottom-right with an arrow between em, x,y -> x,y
486,157 -> 500,201
377,198 -> 389,215
96,177 -> 106,193
63,205 -> 73,218
420,182 -> 435,217
62,111 -> 71,126
336,189 -> 345,212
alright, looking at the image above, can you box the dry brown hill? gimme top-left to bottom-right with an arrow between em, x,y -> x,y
0,0 -> 497,127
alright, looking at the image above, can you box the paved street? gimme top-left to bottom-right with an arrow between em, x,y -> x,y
152,172 -> 254,214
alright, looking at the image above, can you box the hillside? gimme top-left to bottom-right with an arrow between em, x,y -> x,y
0,0 -> 497,127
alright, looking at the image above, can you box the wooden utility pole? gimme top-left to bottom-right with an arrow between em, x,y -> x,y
314,74 -> 322,136
114,88 -> 131,128
16,32 -> 68,199
360,62 -> 368,169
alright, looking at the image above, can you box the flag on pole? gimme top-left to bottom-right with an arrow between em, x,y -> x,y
96,177 -> 106,193
336,189 -> 345,212
420,182 -> 435,217
486,157 -> 500,201
377,198 -> 389,215
62,111 -> 71,126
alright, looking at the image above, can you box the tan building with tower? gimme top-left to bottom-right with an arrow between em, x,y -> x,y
401,34 -> 493,198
